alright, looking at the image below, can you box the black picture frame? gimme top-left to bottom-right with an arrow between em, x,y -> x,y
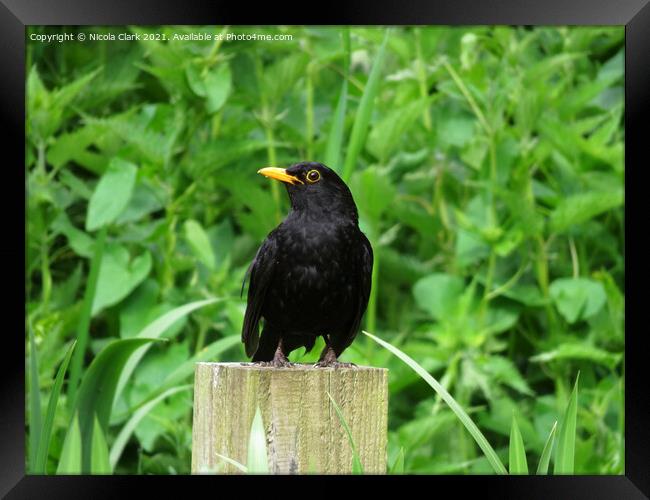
4,1 -> 647,497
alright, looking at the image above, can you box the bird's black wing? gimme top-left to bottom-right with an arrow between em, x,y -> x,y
241,231 -> 278,357
340,232 -> 374,352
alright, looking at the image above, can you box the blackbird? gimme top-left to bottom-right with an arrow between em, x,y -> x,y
241,161 -> 373,367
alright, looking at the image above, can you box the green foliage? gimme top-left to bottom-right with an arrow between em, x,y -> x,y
536,421 -> 557,474
555,373 -> 580,474
26,25 -> 623,474
509,416 -> 528,474
34,341 -> 76,473
86,158 -> 138,231
247,407 -> 269,474
74,338 -> 161,472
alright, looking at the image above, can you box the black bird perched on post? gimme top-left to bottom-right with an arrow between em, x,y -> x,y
241,162 -> 373,367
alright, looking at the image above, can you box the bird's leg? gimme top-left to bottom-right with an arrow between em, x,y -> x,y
265,338 -> 293,368
314,339 -> 357,369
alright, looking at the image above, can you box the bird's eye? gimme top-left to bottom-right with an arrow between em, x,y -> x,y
306,170 -> 321,183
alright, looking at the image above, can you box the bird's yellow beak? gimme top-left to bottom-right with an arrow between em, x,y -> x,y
257,167 -> 303,185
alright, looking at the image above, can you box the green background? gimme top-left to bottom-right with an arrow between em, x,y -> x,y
26,26 -> 624,474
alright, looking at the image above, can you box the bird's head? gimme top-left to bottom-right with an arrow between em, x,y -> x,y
258,162 -> 358,222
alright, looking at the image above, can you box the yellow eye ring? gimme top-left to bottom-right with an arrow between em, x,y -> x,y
306,169 -> 321,183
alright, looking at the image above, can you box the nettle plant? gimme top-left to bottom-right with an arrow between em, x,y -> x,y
26,26 -> 623,474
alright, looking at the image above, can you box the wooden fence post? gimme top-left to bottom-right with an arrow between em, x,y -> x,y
192,362 -> 388,474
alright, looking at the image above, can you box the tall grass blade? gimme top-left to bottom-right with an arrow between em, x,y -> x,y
342,29 -> 390,182
389,447 -> 405,474
113,297 -> 222,406
324,80 -> 348,172
34,340 -> 77,473
110,385 -> 190,469
508,415 -> 528,474
324,28 -> 350,171
363,330 -> 507,474
112,335 -> 239,424
554,372 -> 580,474
74,337 -> 161,472
214,453 -> 248,473
57,413 -> 82,474
537,421 -> 558,474
28,325 -> 42,472
68,225 -> 107,408
327,391 -> 364,474
90,414 -> 112,474
247,406 -> 269,474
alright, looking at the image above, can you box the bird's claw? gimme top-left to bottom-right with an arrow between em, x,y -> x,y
313,361 -> 358,369
255,359 -> 294,368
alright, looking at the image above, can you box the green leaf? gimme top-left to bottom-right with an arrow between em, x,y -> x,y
159,335 -> 239,389
91,415 -> 112,474
67,227 -> 107,410
413,273 -> 465,321
92,244 -> 153,315
364,331 -> 507,474
549,277 -> 607,324
57,413 -> 82,474
213,453 -> 248,473
327,392 -> 364,474
51,212 -> 96,258
478,355 -> 533,396
438,115 -> 476,148
112,335 -> 239,425
185,64 -> 207,97
324,79 -> 348,172
28,326 -> 42,472
509,416 -> 528,474
110,385 -> 190,469
74,337 -> 162,472
205,64 -> 232,113
342,29 -> 390,182
366,99 -> 427,163
351,166 -> 396,221
530,343 -> 621,369
537,421 -> 557,475
389,448 -> 405,474
549,189 -> 623,233
34,340 -> 77,473
114,298 -> 221,409
554,373 -> 579,474
184,219 -> 216,270
86,158 -> 138,231
247,406 -> 269,474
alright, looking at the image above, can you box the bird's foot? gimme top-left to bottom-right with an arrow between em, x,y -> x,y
314,345 -> 357,368
254,356 -> 294,368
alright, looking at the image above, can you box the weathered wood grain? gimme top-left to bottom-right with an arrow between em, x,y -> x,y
192,362 -> 388,474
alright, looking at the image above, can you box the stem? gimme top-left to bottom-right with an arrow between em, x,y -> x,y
442,59 -> 492,136
306,62 -> 315,159
162,213 -> 178,298
486,258 -> 528,300
195,321 -> 207,354
432,160 -> 450,231
366,245 -> 379,335
414,28 -> 432,131
264,124 -> 281,223
67,225 -> 108,409
254,52 -> 282,222
569,236 -> 579,278
536,235 -> 558,334
480,136 -> 498,316
40,227 -> 52,314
